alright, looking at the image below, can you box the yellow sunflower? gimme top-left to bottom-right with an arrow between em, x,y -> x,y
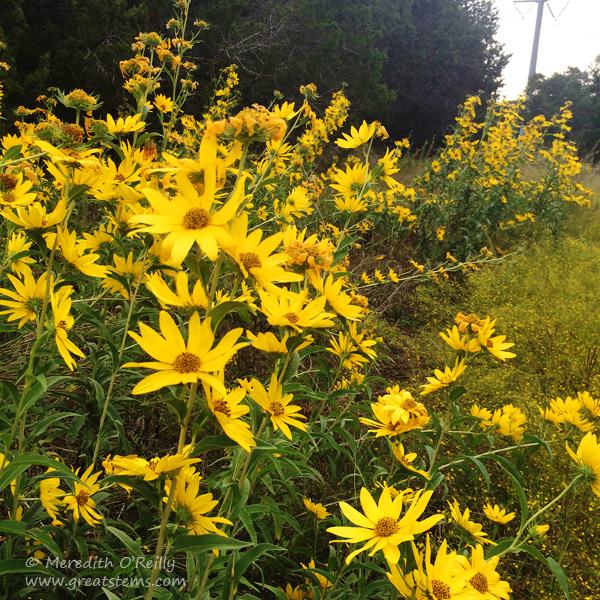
132,171 -> 243,263
258,288 -> 335,332
327,486 -> 443,564
2,199 -> 68,229
50,290 -> 85,371
420,358 -> 467,395
225,212 -> 303,291
204,382 -> 256,452
414,537 -> 470,600
145,271 -> 208,310
250,373 -> 307,439
330,163 -> 370,197
122,311 -> 247,394
0,171 -> 37,206
303,497 -> 330,519
0,271 -> 54,328
111,453 -> 200,481
166,474 -> 232,536
455,544 -> 511,599
482,504 -> 516,525
63,465 -> 103,527
448,499 -> 495,546
566,431 -> 600,497
335,121 -> 376,149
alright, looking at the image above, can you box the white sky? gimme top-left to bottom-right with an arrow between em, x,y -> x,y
493,0 -> 600,98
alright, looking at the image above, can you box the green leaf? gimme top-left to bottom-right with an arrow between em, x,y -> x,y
25,527 -> 63,558
171,534 -> 252,554
1,145 -> 23,163
233,543 -> 284,587
449,386 -> 467,403
0,453 -> 82,492
485,539 -> 514,560
281,351 -> 301,383
194,434 -> 240,454
490,460 -> 528,529
207,301 -> 254,332
21,375 -> 73,415
0,520 -> 26,535
0,559 -> 55,576
237,507 -> 258,546
106,526 -> 143,557
547,556 -> 570,599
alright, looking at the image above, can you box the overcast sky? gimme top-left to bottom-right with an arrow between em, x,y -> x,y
493,0 -> 600,98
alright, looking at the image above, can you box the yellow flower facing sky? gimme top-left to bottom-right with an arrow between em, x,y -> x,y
2,199 -> 68,230
250,373 -> 307,440
63,465 -> 103,527
132,171 -> 243,263
482,504 -> 516,525
335,121 -> 376,149
122,311 -> 247,394
144,271 -> 208,310
106,113 -> 146,134
0,271 -> 54,328
420,358 -> 466,395
258,288 -> 335,332
327,486 -> 443,564
111,453 -> 200,481
455,544 -> 511,599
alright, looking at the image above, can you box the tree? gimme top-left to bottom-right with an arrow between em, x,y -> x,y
380,0 -> 508,145
526,61 -> 600,161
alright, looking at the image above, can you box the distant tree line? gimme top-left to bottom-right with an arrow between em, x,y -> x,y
526,60 -> 600,162
0,0 -> 508,145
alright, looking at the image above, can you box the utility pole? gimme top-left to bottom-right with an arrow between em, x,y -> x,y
515,0 -> 549,85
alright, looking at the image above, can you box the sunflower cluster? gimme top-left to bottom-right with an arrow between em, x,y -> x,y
0,8 -> 597,599
414,95 -> 593,259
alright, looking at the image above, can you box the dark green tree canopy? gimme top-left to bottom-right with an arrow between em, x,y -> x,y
526,60 -> 600,161
0,0 -> 508,146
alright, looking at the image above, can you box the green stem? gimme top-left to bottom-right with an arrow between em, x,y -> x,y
177,382 -> 198,454
496,475 -> 582,559
144,469 -> 180,600
206,251 -> 224,314
0,151 -> 48,167
194,554 -> 216,600
92,252 -> 148,464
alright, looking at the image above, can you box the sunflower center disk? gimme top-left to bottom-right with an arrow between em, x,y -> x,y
403,399 -> 417,410
373,516 -> 400,537
182,207 -> 211,230
239,252 -> 262,270
469,572 -> 489,593
270,401 -> 285,416
76,491 -> 90,507
173,351 -> 202,373
213,398 -> 231,417
283,312 -> 300,324
0,173 -> 18,191
431,579 -> 451,600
